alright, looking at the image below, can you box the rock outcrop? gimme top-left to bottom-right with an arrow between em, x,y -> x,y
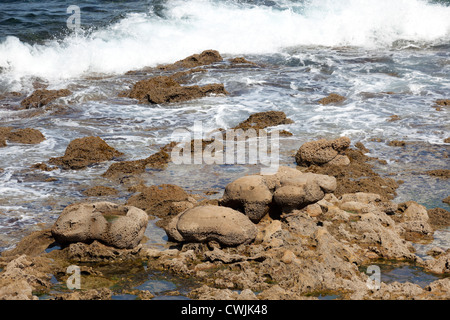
295,137 -> 351,167
220,166 -> 337,222
52,202 -> 148,249
49,136 -> 123,170
0,127 -> 46,146
20,89 -> 71,109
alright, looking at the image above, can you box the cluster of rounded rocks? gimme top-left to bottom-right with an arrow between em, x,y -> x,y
50,166 -> 337,250
164,166 -> 337,247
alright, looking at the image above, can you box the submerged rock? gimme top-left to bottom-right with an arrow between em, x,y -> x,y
51,201 -> 148,249
49,136 -> 123,170
165,205 -> 258,247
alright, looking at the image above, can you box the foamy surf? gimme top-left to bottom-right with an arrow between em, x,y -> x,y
1,0 -> 450,90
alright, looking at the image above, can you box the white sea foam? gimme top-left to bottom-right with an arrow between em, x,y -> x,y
0,0 -> 449,89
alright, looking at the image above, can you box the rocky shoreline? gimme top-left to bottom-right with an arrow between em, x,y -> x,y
0,50 -> 449,300
0,138 -> 449,300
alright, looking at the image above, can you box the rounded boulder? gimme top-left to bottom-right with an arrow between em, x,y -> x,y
51,202 -> 148,249
168,205 -> 258,247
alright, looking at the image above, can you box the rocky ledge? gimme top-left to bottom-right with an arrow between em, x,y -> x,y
1,158 -> 449,300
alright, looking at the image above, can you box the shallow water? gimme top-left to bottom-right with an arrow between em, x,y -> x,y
0,0 -> 449,294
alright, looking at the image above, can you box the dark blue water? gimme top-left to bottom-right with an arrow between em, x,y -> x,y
0,0 -> 156,43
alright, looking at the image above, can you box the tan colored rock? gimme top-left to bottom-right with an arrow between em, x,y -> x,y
295,137 -> 351,167
20,88 -> 71,109
49,136 -> 123,170
424,251 -> 450,274
220,175 -> 273,222
166,205 -> 257,247
52,202 -> 148,249
397,201 -> 433,241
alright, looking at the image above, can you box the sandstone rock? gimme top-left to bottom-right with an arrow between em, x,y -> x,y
220,166 -> 336,219
124,75 -> 227,104
425,169 -> 450,179
0,279 -> 35,300
161,50 -> 223,70
220,175 -> 273,222
49,136 -> 123,170
0,127 -> 45,146
0,255 -> 53,300
273,184 -> 324,210
340,192 -> 381,204
102,143 -> 175,178
233,111 -> 294,131
52,202 -> 148,249
20,88 -> 71,109
166,205 -> 257,247
0,230 -> 54,257
318,93 -> 346,105
295,137 -> 351,167
424,251 -> 450,274
427,207 -> 450,230
82,186 -> 118,197
6,128 -> 45,144
126,184 -> 196,225
396,201 -> 434,241
305,147 -> 400,201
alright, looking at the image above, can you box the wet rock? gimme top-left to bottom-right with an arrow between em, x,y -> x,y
165,205 -> 258,247
31,162 -> 57,171
126,184 -> 196,225
318,93 -> 346,105
53,288 -> 112,300
6,128 -> 45,144
20,88 -> 71,109
305,147 -> 399,201
48,240 -> 143,262
233,111 -> 294,131
427,207 -> 450,230
434,99 -> 450,108
443,196 -> 450,205
102,143 -> 174,178
229,57 -> 257,65
51,201 -> 148,249
444,137 -> 450,143
424,251 -> 450,274
189,285 -> 257,300
425,169 -> 450,178
0,127 -> 45,146
49,136 -> 123,170
82,186 -> 119,197
387,140 -> 406,147
1,230 -> 54,257
124,75 -> 227,104
295,137 -> 351,167
160,49 -> 223,70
